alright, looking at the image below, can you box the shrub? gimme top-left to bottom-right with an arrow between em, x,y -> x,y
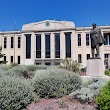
5,66 -> 32,79
81,67 -> 86,72
60,58 -> 81,74
96,80 -> 110,110
105,69 -> 110,76
0,76 -> 36,110
69,79 -> 108,103
25,65 -> 47,71
32,69 -> 82,98
0,65 -> 10,71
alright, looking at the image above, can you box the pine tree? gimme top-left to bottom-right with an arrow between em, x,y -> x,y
0,46 -> 7,64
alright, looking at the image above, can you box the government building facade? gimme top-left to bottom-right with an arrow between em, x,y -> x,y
0,20 -> 110,68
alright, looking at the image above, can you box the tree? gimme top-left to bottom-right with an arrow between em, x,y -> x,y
0,46 -> 7,64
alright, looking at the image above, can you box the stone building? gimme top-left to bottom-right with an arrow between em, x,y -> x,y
0,20 -> 110,68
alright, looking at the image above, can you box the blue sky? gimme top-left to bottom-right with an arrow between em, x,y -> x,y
0,0 -> 110,31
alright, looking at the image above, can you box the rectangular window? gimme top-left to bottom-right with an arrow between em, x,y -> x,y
11,37 -> 14,48
55,33 -> 60,58
11,56 -> 13,63
36,34 -> 41,58
65,33 -> 71,58
4,56 -> 6,61
18,56 -> 20,64
86,34 -> 90,46
26,34 -> 31,59
18,37 -> 21,48
45,34 -> 50,58
78,54 -> 82,63
87,54 -> 90,60
78,34 -> 81,46
4,37 -> 7,48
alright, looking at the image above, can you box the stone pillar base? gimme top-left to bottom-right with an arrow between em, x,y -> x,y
86,58 -> 105,77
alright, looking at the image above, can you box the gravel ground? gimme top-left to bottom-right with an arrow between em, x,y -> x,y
27,96 -> 97,110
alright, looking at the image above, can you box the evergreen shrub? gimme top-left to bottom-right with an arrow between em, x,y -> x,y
32,69 -> 82,98
0,76 -> 36,110
69,79 -> 108,103
96,80 -> 110,110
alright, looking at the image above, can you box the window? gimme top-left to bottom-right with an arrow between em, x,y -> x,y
45,62 -> 51,65
18,37 -> 21,48
86,34 -> 90,46
11,56 -> 13,63
78,34 -> 81,46
18,56 -> 20,64
26,34 -> 31,58
45,34 -> 50,58
87,54 -> 90,60
104,34 -> 110,45
65,33 -> 71,58
11,37 -> 14,48
4,56 -> 6,61
55,34 -> 60,58
4,37 -> 7,48
36,34 -> 41,58
78,54 -> 82,63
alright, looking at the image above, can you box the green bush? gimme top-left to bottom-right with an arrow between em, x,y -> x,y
0,76 -> 36,110
69,79 -> 108,103
25,65 -> 47,71
5,66 -> 32,79
60,58 -> 81,74
32,69 -> 82,98
96,80 -> 110,110
105,69 -> 110,76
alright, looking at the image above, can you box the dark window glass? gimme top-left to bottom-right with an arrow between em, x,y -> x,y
45,62 -> 51,65
4,37 -> 7,48
78,34 -> 81,46
18,37 -> 21,48
55,34 -> 60,58
11,56 -> 13,63
65,33 -> 71,58
104,34 -> 110,45
45,34 -> 50,58
36,34 -> 41,58
86,34 -> 90,46
4,56 -> 6,61
104,54 -> 108,58
18,56 -> 20,64
78,54 -> 82,63
36,63 -> 41,65
87,54 -> 90,60
11,37 -> 14,48
26,34 -> 31,58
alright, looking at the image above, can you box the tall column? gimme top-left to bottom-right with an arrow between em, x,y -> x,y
71,30 -> 76,61
60,32 -> 65,59
21,34 -> 26,65
51,33 -> 55,59
31,33 -> 35,64
41,33 -> 45,64
82,32 -> 87,67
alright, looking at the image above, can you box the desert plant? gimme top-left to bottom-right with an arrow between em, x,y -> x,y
24,65 -> 47,71
69,79 -> 108,103
105,69 -> 110,76
0,76 -> 36,110
96,80 -> 110,110
60,58 -> 81,73
5,66 -> 32,79
32,69 -> 82,98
